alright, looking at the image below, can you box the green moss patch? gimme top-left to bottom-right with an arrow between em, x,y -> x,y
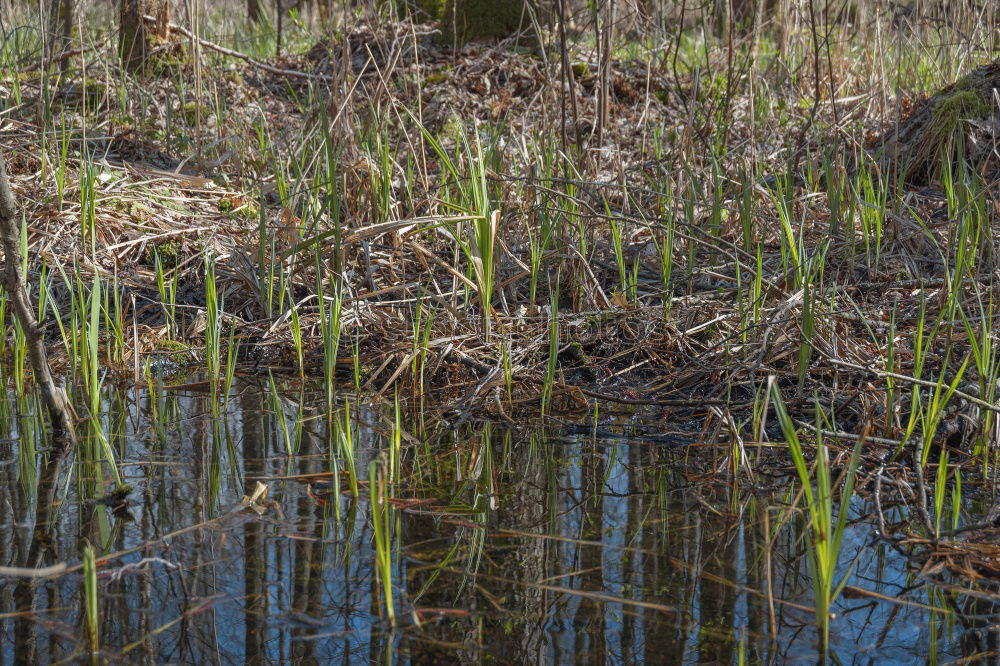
180,101 -> 213,126
145,240 -> 182,269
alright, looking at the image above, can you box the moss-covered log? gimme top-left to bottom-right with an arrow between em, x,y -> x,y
873,60 -> 1000,184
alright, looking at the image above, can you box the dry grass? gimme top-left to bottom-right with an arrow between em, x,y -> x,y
0,2 -> 998,452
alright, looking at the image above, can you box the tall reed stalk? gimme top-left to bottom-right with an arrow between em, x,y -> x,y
83,545 -> 99,662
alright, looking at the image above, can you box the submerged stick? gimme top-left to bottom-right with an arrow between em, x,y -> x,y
0,562 -> 68,578
0,153 -> 77,445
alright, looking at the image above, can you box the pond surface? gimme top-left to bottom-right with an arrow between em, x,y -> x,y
0,379 -> 984,663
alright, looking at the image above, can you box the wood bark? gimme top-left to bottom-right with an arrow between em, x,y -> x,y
872,59 -> 1000,184
120,0 -> 168,73
317,0 -> 332,26
0,154 -> 76,445
441,0 -> 530,44
248,0 -> 262,22
48,0 -> 76,69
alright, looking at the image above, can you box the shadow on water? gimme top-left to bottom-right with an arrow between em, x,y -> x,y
0,378 -> 986,663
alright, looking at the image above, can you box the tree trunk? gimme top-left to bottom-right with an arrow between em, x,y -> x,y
248,0 -> 262,23
119,0 -> 168,73
48,0 -> 75,69
317,0 -> 332,27
0,154 -> 77,446
276,0 -> 283,56
441,0 -> 530,44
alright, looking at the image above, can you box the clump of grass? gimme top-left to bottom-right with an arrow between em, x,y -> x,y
771,380 -> 864,652
337,399 -> 359,498
368,459 -> 395,624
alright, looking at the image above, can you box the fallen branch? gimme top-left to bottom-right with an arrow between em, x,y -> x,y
141,14 -> 331,82
0,562 -> 68,578
826,356 -> 1000,416
0,153 -> 77,445
55,507 -> 245,577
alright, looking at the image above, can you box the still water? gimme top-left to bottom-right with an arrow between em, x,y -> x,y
0,379 -> 983,663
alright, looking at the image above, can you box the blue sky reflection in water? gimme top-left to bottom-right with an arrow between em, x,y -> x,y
0,380 -> 976,663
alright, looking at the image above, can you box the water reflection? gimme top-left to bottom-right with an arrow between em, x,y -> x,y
0,380 -> 984,662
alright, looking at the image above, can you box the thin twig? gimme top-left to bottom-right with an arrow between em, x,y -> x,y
141,14 -> 331,81
827,356 -> 1000,416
